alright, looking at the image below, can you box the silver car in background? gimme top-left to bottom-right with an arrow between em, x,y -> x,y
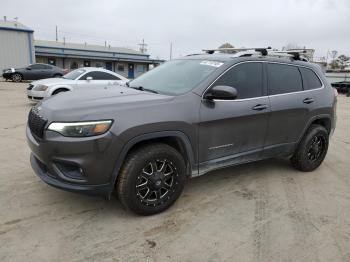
26,67 -> 129,102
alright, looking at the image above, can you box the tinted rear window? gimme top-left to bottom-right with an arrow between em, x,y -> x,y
300,67 -> 322,90
267,63 -> 303,95
214,62 -> 263,99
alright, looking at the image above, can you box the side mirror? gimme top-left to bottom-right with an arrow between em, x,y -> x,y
86,76 -> 93,81
26,67 -> 31,70
204,85 -> 238,100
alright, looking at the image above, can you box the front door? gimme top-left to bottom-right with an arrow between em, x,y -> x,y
198,62 -> 269,169
128,63 -> 134,79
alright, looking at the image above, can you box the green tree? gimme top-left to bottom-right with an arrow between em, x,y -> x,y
329,50 -> 339,69
337,55 -> 350,70
218,43 -> 235,54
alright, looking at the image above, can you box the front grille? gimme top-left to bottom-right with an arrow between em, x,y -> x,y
27,84 -> 34,90
28,108 -> 47,138
27,96 -> 43,100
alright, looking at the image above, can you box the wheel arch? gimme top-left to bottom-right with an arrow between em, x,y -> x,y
109,131 -> 196,193
12,72 -> 23,80
298,114 -> 332,143
48,85 -> 72,96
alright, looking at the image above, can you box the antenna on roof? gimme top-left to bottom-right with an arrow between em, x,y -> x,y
203,47 -> 272,55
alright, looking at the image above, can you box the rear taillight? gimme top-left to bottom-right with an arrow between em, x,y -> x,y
333,88 -> 338,97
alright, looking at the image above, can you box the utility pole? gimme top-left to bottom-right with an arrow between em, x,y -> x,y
55,25 -> 58,42
169,42 -> 173,60
138,39 -> 148,53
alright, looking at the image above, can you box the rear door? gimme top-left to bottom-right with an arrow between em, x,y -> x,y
199,62 -> 270,167
264,63 -> 318,157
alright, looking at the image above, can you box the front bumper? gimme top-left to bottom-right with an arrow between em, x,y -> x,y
2,73 -> 12,80
30,153 -> 111,195
26,89 -> 46,102
26,125 -> 123,196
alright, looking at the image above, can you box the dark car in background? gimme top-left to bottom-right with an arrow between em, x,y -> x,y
2,63 -> 65,82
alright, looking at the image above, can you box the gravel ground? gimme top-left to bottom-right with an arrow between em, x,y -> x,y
1,80 -> 350,262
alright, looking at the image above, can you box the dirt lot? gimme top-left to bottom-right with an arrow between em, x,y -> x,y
0,80 -> 350,262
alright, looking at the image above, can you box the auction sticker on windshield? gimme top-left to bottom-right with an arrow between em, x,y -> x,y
200,61 -> 224,67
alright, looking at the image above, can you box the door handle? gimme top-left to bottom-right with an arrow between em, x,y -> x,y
303,98 -> 314,104
252,104 -> 269,111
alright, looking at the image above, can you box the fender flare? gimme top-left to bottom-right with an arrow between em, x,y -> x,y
297,114 -> 332,143
108,131 -> 196,194
48,85 -> 73,96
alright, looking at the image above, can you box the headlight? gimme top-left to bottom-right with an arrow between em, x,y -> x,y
47,120 -> 113,137
34,84 -> 48,91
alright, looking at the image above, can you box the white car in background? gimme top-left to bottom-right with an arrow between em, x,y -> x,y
26,67 -> 128,102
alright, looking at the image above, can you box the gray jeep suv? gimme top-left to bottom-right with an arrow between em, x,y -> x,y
27,51 -> 337,215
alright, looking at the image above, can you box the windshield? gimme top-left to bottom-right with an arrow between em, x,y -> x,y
63,69 -> 86,80
129,59 -> 222,95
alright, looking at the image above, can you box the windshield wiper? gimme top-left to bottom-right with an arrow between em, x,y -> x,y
129,85 -> 158,94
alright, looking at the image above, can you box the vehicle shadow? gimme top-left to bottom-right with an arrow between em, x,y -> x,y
39,157 -> 295,219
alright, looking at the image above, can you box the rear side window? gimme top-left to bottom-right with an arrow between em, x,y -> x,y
80,71 -> 120,80
267,63 -> 303,95
300,67 -> 322,90
214,62 -> 263,99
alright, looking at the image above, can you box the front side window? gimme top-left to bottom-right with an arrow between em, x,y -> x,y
80,71 -> 120,80
129,59 -> 221,95
267,63 -> 303,95
300,67 -> 322,90
63,69 -> 86,80
213,62 -> 263,99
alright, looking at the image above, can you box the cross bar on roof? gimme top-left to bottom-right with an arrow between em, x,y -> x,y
202,47 -> 272,55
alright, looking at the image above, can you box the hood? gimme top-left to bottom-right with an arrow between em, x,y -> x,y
31,78 -> 74,86
37,86 -> 174,122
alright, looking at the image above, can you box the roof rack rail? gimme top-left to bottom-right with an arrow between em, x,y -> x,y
202,47 -> 272,55
268,50 -> 308,61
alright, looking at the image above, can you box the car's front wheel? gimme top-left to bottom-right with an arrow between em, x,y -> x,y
117,143 -> 187,215
291,124 -> 329,172
12,73 -> 22,82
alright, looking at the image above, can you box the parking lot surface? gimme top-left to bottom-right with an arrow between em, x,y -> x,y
1,80 -> 350,262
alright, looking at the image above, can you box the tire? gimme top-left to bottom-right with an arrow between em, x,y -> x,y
11,73 -> 22,82
52,89 -> 68,95
291,124 -> 329,172
53,74 -> 62,78
117,143 -> 187,215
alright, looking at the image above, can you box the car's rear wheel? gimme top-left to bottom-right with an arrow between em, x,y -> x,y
291,124 -> 329,172
12,73 -> 22,82
117,143 -> 187,215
